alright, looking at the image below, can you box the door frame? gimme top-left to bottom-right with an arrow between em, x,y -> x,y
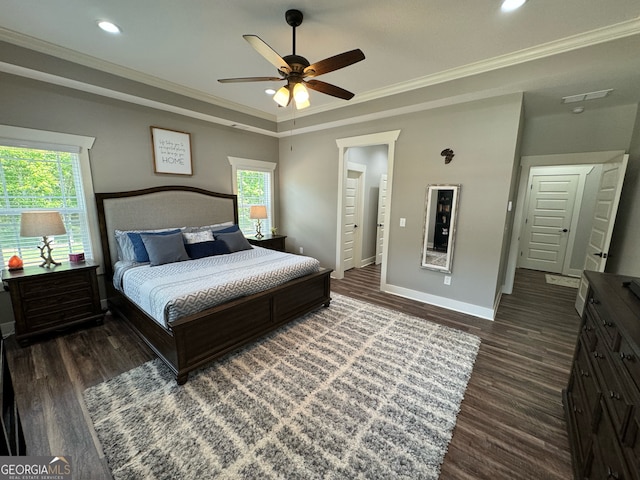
335,130 -> 401,284
504,150 -> 626,294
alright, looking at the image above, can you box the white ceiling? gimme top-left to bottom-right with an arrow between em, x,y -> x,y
1,0 -> 640,124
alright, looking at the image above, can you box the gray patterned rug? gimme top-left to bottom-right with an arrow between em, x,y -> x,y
84,294 -> 480,479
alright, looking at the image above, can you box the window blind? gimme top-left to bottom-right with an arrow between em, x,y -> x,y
0,144 -> 93,267
236,168 -> 273,235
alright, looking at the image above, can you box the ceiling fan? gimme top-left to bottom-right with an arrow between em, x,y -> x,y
218,9 -> 365,110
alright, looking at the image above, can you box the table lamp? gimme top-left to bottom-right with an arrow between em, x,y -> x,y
20,211 -> 67,268
249,205 -> 268,239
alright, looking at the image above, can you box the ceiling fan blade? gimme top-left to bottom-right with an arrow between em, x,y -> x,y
218,76 -> 282,83
303,49 -> 365,78
305,79 -> 355,100
243,34 -> 291,74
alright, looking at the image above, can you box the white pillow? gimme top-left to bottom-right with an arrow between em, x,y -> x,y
182,230 -> 215,244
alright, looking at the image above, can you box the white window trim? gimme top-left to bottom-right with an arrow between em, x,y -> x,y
228,156 -> 277,229
0,125 -> 103,271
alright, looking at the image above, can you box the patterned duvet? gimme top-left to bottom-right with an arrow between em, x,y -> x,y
113,247 -> 321,328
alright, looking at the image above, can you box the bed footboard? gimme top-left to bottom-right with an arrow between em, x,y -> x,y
108,268 -> 331,384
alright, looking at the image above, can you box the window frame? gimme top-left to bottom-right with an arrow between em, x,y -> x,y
0,125 -> 101,270
228,157 -> 277,236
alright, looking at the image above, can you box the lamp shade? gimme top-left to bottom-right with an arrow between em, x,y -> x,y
20,211 -> 66,237
249,205 -> 268,220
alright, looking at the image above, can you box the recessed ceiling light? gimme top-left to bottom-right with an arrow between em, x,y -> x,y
572,106 -> 585,114
265,88 -> 276,95
501,0 -> 527,12
97,20 -> 122,34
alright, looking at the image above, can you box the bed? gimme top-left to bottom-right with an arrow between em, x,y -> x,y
96,186 -> 331,384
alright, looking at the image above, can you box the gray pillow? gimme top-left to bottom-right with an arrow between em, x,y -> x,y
214,230 -> 253,253
140,231 -> 190,266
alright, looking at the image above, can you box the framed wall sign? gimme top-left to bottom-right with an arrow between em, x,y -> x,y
150,126 -> 193,175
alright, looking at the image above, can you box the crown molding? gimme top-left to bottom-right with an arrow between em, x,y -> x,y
277,17 -> 640,122
0,26 -> 275,123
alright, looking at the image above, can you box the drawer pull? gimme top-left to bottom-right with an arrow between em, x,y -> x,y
580,369 -> 589,378
607,466 -> 620,479
573,405 -> 582,414
589,297 -> 600,305
609,390 -> 621,400
620,351 -> 634,361
593,351 -> 604,359
583,324 -> 592,332
602,319 -> 614,327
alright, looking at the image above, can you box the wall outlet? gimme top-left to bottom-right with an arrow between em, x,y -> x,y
400,217 -> 406,227
299,247 -> 303,254
444,276 -> 452,285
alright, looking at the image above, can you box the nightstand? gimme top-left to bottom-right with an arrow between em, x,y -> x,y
2,262 -> 105,346
246,234 -> 287,252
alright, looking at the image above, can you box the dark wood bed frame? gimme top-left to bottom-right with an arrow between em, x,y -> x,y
96,186 -> 331,384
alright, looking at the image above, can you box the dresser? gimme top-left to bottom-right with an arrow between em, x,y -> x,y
2,262 -> 105,346
563,271 -> 640,479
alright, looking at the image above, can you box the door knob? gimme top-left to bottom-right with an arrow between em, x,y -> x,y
560,228 -> 568,233
594,252 -> 608,258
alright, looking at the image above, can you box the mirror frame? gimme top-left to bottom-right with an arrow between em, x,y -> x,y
420,184 -> 461,273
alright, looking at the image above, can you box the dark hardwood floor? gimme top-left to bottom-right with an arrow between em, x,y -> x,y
6,266 -> 580,479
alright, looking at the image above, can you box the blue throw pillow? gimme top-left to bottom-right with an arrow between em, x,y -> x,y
127,229 -> 182,263
212,224 -> 239,234
185,240 -> 230,259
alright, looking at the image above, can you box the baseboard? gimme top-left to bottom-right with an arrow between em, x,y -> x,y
382,283 -> 496,320
358,256 -> 376,268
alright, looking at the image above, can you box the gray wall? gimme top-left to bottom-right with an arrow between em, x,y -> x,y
608,105 -> 640,276
0,72 -> 279,330
521,103 -> 640,276
280,93 -> 524,312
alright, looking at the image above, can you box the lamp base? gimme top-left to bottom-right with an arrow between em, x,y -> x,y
38,236 -> 61,269
255,219 -> 264,239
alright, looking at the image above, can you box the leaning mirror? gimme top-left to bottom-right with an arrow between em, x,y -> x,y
421,184 -> 461,273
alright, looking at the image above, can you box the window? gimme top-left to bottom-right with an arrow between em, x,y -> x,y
0,126 -> 98,268
228,157 -> 276,236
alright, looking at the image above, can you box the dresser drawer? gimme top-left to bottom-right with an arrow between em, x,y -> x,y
22,298 -> 97,330
592,338 -> 634,438
587,299 -> 620,352
624,409 -> 639,475
576,335 -> 602,424
617,335 -> 640,394
587,404 -> 633,480
582,310 -> 599,352
568,367 -> 597,462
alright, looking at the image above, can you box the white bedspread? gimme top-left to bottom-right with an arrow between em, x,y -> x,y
114,247 -> 320,328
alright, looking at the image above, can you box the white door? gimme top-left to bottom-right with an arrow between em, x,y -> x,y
519,174 -> 579,273
575,154 -> 628,314
375,174 -> 387,265
343,170 -> 361,271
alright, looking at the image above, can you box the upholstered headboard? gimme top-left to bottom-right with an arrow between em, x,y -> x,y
96,186 -> 238,279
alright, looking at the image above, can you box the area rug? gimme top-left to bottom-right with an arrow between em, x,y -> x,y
84,293 -> 480,479
545,274 -> 580,289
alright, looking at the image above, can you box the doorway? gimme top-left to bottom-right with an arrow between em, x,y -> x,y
504,150 -> 627,295
335,130 -> 401,287
517,165 -> 592,276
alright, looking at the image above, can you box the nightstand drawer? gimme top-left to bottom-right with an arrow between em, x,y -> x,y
19,272 -> 93,299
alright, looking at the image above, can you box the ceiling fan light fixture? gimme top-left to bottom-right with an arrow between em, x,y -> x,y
273,86 -> 290,107
293,83 -> 309,103
295,98 -> 310,110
